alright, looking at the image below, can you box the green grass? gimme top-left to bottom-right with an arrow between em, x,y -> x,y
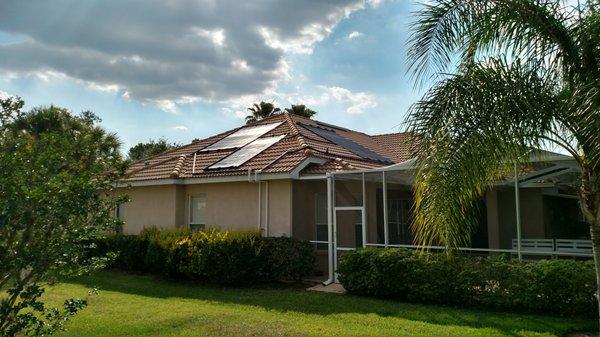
44,271 -> 595,337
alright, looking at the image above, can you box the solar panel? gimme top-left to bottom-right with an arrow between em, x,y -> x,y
301,124 -> 393,163
201,122 -> 283,152
209,134 -> 286,169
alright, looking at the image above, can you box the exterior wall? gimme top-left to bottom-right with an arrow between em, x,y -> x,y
118,179 -> 293,236
118,185 -> 179,235
291,180 -> 326,242
264,180 -> 293,237
486,187 -> 551,249
185,181 -> 260,231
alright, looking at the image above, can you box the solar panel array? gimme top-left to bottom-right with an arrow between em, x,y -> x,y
201,122 -> 283,152
209,134 -> 286,169
301,124 -> 393,163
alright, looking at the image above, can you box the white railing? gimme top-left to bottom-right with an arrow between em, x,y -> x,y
555,239 -> 593,254
512,238 -> 592,255
310,239 -> 594,258
511,239 -> 554,252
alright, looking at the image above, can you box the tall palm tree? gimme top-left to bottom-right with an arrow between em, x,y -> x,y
285,104 -> 318,118
245,101 -> 281,124
407,0 -> 600,319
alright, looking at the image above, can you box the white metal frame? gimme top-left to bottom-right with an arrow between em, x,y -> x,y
320,155 -> 589,284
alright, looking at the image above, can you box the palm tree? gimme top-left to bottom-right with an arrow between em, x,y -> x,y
285,104 -> 318,118
245,101 -> 281,124
406,0 -> 600,320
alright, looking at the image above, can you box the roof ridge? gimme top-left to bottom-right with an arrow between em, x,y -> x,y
371,131 -> 412,137
281,112 -> 313,154
169,154 -> 188,178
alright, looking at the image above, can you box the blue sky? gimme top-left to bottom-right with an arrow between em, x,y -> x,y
0,0 -> 428,151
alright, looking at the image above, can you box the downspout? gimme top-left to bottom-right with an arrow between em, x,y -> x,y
249,169 -> 262,233
254,169 -> 269,236
258,180 -> 262,232
323,173 -> 335,285
514,162 -> 522,261
265,180 -> 269,237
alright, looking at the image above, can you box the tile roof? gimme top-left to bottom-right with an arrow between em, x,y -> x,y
124,113 -> 416,182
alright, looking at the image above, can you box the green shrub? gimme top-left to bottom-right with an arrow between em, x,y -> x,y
96,234 -> 147,271
174,229 -> 269,285
337,248 -> 596,317
263,237 -> 316,281
140,227 -> 190,275
101,228 -> 315,286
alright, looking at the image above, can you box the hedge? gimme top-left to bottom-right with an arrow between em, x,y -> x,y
97,228 -> 315,285
337,248 -> 596,317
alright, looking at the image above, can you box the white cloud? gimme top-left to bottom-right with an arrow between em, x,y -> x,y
223,84 -> 378,120
0,90 -> 9,99
347,31 -> 363,39
0,0 -> 373,109
192,27 -> 226,47
154,100 -> 177,114
319,86 -> 377,114
171,125 -> 189,131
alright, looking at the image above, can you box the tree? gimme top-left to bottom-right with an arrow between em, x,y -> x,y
284,104 -> 317,118
245,101 -> 281,124
406,0 -> 600,322
127,138 -> 180,161
0,99 -> 127,336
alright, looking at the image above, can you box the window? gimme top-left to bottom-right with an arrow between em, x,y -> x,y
114,203 -> 123,234
387,198 -> 411,244
315,192 -> 328,250
189,195 -> 206,231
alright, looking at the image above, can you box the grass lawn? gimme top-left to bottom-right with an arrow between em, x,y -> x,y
44,271 -> 596,337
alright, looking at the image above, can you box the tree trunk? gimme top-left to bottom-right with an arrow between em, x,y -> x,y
581,168 -> 599,330
590,225 -> 600,330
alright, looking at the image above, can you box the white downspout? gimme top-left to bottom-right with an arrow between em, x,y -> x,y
383,171 -> 389,247
265,180 -> 269,237
361,172 -> 367,248
323,173 -> 335,285
514,162 -> 522,261
254,170 -> 262,233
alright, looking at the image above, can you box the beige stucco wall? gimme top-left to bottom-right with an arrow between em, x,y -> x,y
486,187 -> 547,249
264,180 -> 293,237
118,180 -> 293,236
118,185 -> 180,235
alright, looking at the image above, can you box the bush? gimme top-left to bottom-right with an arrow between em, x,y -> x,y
263,237 -> 316,281
95,234 -> 147,271
101,228 -> 315,286
174,229 -> 270,285
337,248 -> 596,317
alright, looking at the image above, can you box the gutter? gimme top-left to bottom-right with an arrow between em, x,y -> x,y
250,169 -> 270,237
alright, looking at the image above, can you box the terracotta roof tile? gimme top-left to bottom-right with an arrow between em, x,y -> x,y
124,113 -> 417,182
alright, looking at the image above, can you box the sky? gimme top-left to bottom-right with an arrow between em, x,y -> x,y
0,0 -> 429,151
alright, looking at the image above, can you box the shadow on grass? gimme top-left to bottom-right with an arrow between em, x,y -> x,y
65,270 -> 596,336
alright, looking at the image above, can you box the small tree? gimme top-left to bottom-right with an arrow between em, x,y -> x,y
127,138 -> 180,161
245,101 -> 281,124
284,104 -> 317,118
0,98 -> 127,336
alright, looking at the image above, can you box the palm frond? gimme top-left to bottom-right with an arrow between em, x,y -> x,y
408,59 -> 572,248
408,0 -> 579,85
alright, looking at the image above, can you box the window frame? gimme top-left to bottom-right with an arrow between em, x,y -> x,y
315,192 -> 328,250
188,194 -> 207,231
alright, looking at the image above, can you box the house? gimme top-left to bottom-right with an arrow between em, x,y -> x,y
117,112 -> 590,278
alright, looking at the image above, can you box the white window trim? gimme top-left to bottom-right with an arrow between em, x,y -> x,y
188,194 -> 207,230
315,192 -> 328,249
